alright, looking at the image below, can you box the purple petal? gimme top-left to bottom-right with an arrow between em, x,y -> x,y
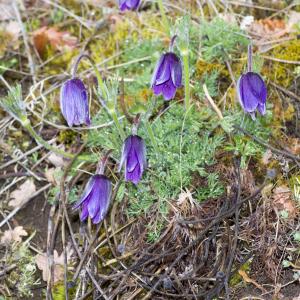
162,80 -> 177,101
80,202 -> 89,222
60,81 -> 75,127
132,136 -> 147,172
151,55 -> 165,87
247,72 -> 267,105
153,84 -> 163,96
171,57 -> 182,88
237,74 -> 258,113
155,56 -> 171,86
127,150 -> 138,172
257,103 -> 266,115
87,188 -> 100,219
118,136 -> 132,172
73,176 -> 96,209
237,72 -> 267,115
126,163 -> 141,185
91,176 -> 111,224
119,0 -> 140,11
127,0 -> 140,9
87,175 -> 111,220
60,78 -> 90,127
120,135 -> 147,184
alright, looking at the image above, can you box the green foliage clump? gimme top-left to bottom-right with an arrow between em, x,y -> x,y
195,70 -> 220,100
127,104 -> 224,216
87,110 -> 124,154
88,104 -> 224,220
199,18 -> 248,62
119,38 -> 164,103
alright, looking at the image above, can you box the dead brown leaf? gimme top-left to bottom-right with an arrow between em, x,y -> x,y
249,18 -> 286,40
36,248 -> 74,283
272,186 -> 297,218
262,149 -> 273,165
1,226 -> 28,244
246,13 -> 300,52
240,169 -> 256,194
223,166 -> 256,194
47,152 -> 66,168
32,26 -> 77,56
9,179 -> 36,208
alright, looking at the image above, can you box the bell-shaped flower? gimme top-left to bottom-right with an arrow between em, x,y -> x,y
151,52 -> 182,101
60,78 -> 90,127
73,175 -> 111,224
119,135 -> 147,185
237,42 -> 267,119
119,0 -> 140,11
237,72 -> 267,119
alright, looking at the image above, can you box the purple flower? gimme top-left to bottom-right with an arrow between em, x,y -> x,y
73,175 -> 111,224
119,0 -> 140,11
60,78 -> 90,127
151,52 -> 182,101
119,135 -> 147,185
237,72 -> 267,119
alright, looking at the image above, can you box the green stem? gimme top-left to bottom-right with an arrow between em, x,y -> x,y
182,52 -> 190,111
23,120 -> 91,161
72,53 -> 108,100
93,65 -> 109,101
145,120 -> 158,154
111,111 -> 126,140
157,0 -> 170,35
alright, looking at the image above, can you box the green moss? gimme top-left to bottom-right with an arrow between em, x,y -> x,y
268,40 -> 300,87
0,30 -> 15,57
44,48 -> 79,76
58,129 -> 80,145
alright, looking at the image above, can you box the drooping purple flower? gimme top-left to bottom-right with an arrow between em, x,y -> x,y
60,78 -> 90,127
119,135 -> 147,185
119,0 -> 140,11
73,175 -> 111,224
151,52 -> 182,101
237,72 -> 267,119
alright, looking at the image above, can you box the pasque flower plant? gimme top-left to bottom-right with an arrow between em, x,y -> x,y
151,36 -> 182,101
73,152 -> 112,224
119,124 -> 147,185
60,78 -> 90,127
237,44 -> 267,119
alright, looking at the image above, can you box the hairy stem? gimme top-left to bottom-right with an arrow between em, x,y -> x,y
72,53 -> 108,100
145,120 -> 158,154
182,52 -> 190,110
111,111 -> 126,140
247,43 -> 253,73
23,120 -> 90,161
